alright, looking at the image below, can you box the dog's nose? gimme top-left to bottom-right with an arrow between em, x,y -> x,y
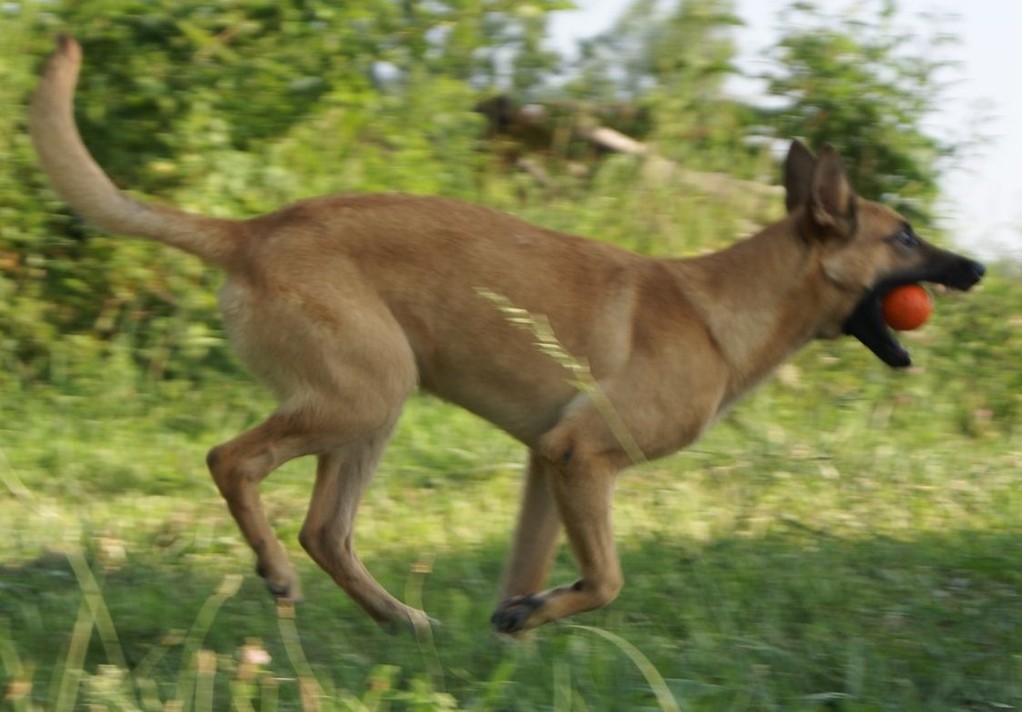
947,258 -> 986,290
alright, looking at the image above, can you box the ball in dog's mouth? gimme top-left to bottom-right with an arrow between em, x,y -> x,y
882,284 -> 932,331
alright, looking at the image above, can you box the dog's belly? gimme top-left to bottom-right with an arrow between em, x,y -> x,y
426,374 -> 575,446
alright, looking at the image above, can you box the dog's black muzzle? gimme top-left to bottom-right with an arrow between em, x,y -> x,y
843,247 -> 985,368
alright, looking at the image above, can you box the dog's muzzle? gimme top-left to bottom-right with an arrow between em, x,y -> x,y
843,252 -> 985,368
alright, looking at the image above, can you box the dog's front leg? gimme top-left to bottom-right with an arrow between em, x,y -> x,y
491,425 -> 628,634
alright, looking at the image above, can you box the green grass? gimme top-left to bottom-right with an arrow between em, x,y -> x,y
2,298 -> 1021,711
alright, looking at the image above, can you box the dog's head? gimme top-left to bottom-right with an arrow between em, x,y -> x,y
784,140 -> 985,368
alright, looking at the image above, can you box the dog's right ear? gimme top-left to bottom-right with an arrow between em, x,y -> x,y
808,145 -> 855,236
783,139 -> 817,214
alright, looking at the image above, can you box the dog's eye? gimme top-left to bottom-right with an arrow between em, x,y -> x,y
892,228 -> 920,249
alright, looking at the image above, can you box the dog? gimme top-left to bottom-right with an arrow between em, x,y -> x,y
30,36 -> 985,634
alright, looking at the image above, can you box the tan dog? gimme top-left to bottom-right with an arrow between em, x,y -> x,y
30,37 -> 984,634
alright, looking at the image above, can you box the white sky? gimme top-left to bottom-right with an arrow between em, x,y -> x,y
549,1 -> 1022,262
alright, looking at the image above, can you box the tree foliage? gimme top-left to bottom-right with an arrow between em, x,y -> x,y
758,0 -> 962,226
566,0 -> 748,157
0,0 -> 565,381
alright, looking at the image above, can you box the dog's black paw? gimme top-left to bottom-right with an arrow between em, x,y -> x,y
491,594 -> 544,634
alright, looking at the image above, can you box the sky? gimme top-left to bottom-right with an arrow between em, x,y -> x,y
548,1 -> 1022,262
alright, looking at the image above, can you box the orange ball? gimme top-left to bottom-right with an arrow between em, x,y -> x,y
882,284 -> 932,331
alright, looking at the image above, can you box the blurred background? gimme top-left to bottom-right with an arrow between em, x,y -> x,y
551,0 -> 1022,261
1,2 -> 1019,710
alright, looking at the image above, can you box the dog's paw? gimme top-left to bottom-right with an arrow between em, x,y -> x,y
256,561 -> 302,604
490,594 -> 544,634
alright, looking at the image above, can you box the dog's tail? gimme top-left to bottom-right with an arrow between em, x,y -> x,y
30,36 -> 241,269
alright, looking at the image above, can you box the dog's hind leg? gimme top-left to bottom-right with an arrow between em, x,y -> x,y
498,451 -> 563,601
208,287 -> 420,609
298,423 -> 430,633
206,410 -> 345,602
206,352 -> 416,607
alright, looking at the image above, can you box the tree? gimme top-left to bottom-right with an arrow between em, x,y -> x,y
564,0 -> 747,160
758,0 -> 963,227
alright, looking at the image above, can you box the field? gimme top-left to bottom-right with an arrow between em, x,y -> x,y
2,262 -> 1021,711
4,3 -> 1022,709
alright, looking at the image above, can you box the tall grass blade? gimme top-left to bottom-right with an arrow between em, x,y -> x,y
54,545 -> 132,709
194,649 -> 216,712
276,602 -> 325,712
173,574 -> 243,710
404,554 -> 445,693
476,289 -> 647,466
65,549 -> 128,670
52,598 -> 93,712
568,625 -> 684,712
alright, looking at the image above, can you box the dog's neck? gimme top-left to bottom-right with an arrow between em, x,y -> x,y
669,220 -> 831,402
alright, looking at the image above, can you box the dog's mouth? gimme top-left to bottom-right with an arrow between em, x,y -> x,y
843,254 -> 985,368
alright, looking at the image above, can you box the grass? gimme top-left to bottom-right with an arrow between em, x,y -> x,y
2,303 -> 1021,711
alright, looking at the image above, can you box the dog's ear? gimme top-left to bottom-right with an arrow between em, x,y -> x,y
784,139 -> 816,213
784,141 -> 857,237
808,145 -> 856,237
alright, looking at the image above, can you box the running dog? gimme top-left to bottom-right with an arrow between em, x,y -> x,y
30,36 -> 985,633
